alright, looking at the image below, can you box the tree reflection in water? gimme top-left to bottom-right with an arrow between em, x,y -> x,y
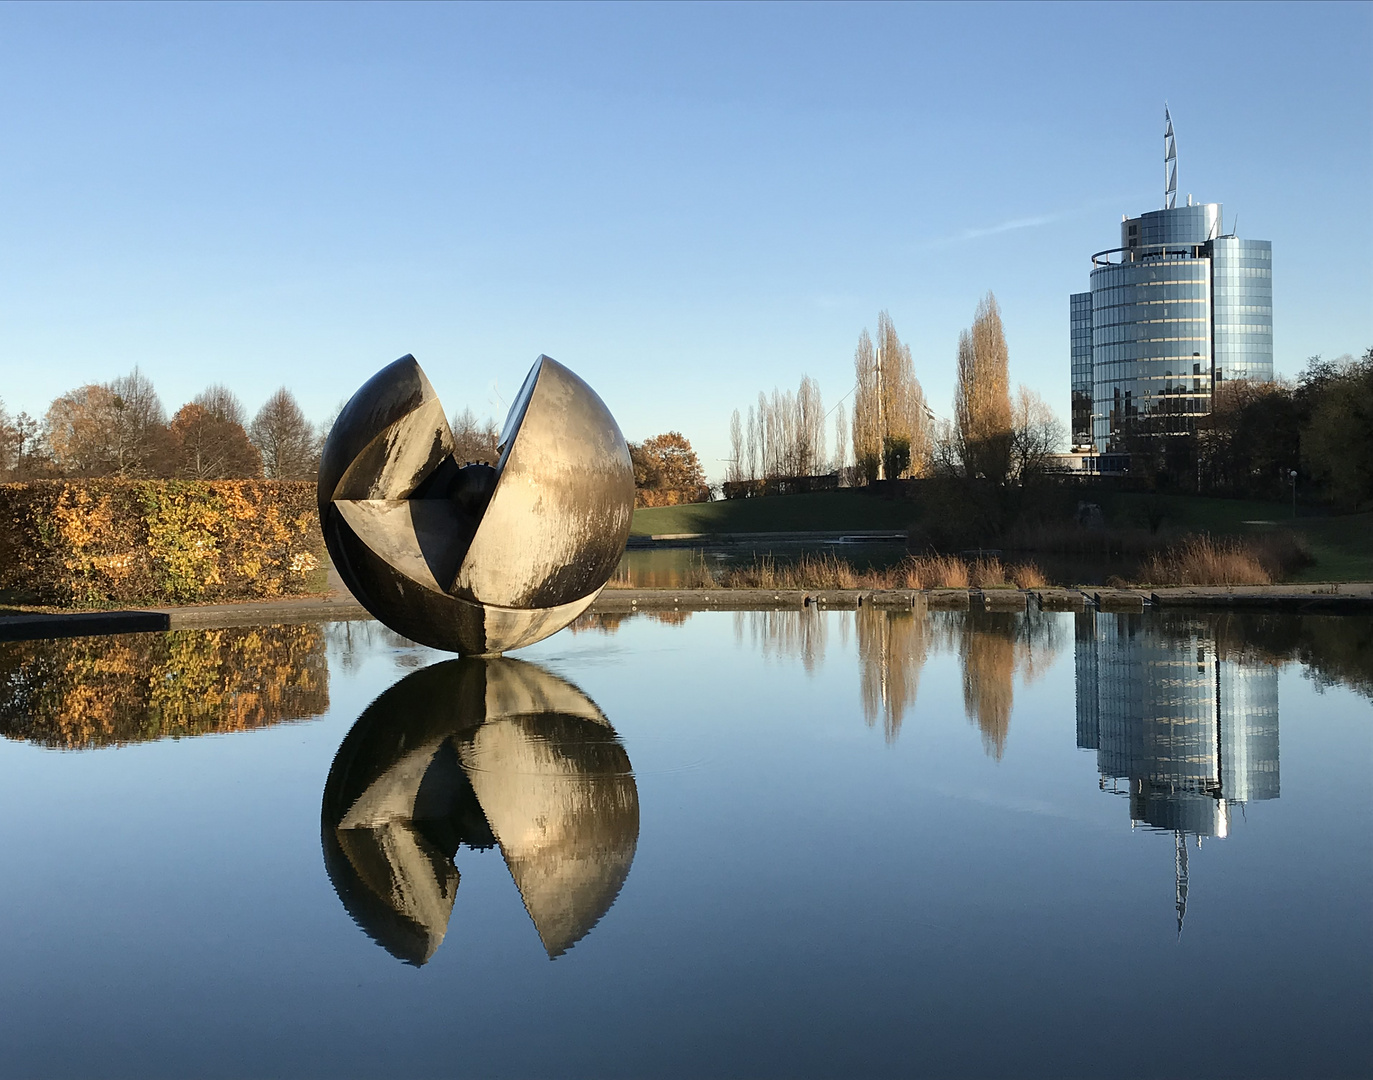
0,625 -> 328,749
856,607 -> 931,742
735,608 -> 828,674
854,607 -> 1062,750
321,658 -> 638,966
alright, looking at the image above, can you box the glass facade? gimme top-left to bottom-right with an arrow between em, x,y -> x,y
1072,202 -> 1273,453
1211,237 -> 1274,384
1090,255 -> 1212,450
1069,292 -> 1093,447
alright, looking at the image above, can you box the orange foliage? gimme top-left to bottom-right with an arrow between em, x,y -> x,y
0,479 -> 323,606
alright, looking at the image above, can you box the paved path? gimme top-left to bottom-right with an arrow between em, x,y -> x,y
3,583 -> 1370,642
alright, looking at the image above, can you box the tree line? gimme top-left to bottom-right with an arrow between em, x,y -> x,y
724,292 -> 1064,495
1189,348 -> 1372,508
0,370 -> 323,481
0,373 -> 525,484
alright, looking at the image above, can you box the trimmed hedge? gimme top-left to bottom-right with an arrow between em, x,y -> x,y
0,480 -> 324,607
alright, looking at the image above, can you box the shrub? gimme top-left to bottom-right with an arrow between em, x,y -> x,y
0,480 -> 324,607
1137,534 -> 1272,586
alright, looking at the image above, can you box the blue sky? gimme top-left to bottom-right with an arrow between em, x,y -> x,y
1,1 -> 1369,478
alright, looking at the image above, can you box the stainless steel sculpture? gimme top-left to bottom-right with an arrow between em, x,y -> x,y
319,354 -> 634,654
321,658 -> 639,965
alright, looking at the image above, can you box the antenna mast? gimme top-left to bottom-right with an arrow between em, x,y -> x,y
1164,104 -> 1178,210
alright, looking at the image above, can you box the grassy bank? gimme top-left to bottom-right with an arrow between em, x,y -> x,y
629,491 -> 916,536
631,490 -> 1373,582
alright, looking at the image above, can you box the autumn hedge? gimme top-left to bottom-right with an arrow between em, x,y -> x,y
0,480 -> 325,607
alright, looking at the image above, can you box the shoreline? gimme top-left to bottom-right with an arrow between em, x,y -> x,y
2,583 -> 1371,642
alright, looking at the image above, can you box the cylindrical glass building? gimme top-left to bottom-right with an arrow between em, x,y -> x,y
1070,202 -> 1273,455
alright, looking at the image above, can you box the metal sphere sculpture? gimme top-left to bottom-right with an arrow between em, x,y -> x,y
318,354 -> 634,655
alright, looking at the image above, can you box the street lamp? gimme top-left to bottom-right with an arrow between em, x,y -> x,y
1289,469 -> 1298,519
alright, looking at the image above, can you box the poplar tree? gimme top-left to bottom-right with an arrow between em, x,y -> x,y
852,313 -> 928,482
852,329 -> 881,483
954,292 -> 1013,480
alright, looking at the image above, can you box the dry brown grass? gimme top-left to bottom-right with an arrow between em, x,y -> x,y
1136,531 -> 1313,586
1008,563 -> 1048,589
1138,535 -> 1271,586
711,551 -> 1047,591
890,554 -> 971,589
719,552 -> 861,590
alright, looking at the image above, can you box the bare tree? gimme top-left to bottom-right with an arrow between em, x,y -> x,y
796,374 -> 826,476
746,405 -> 759,481
954,292 -> 1013,480
169,402 -> 263,478
249,388 -> 318,480
852,314 -> 928,482
8,411 -> 47,479
874,310 -> 929,479
450,407 -> 501,464
833,405 -> 849,475
852,328 -> 880,482
727,409 -> 745,483
104,368 -> 173,476
1009,386 -> 1065,480
42,368 -> 174,476
0,398 -> 15,478
193,384 -> 248,428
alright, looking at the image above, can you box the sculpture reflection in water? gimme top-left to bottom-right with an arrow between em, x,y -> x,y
1075,612 -> 1280,931
321,658 -> 638,965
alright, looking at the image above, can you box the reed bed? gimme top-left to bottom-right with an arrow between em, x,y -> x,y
1136,532 -> 1311,586
708,551 -> 1048,591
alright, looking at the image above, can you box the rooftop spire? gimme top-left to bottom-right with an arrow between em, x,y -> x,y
1174,829 -> 1189,936
1165,104 -> 1178,210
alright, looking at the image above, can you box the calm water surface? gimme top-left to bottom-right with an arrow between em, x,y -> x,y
0,610 -> 1369,1078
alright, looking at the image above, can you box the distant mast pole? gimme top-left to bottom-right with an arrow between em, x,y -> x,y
875,339 -> 886,481
1165,104 -> 1178,210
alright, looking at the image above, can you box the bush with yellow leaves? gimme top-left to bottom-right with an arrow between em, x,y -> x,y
0,480 -> 325,606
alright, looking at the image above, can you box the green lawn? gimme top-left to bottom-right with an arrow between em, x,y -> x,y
632,490 -> 1373,581
1100,493 -> 1373,582
630,491 -> 918,536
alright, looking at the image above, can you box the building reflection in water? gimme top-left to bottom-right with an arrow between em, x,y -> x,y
1075,611 -> 1280,930
321,658 -> 638,966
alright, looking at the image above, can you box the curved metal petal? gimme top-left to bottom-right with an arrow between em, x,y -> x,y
318,354 -> 633,654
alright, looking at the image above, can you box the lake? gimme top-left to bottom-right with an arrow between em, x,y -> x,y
0,609 -> 1368,1078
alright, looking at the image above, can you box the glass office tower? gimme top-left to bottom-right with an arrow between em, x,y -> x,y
1069,169 -> 1273,455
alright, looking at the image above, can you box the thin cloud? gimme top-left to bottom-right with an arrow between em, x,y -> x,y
915,211 -> 1066,250
913,196 -> 1132,251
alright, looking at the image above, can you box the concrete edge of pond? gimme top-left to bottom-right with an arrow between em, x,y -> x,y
3,583 -> 1371,641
